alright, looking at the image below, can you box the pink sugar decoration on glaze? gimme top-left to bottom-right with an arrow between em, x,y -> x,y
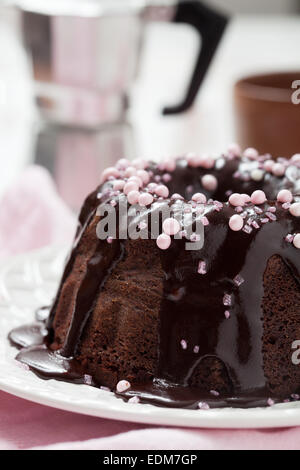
229,193 -> 245,207
147,183 -> 157,193
229,214 -> 243,231
193,345 -> 200,354
291,393 -> 300,400
293,234 -> 300,249
164,158 -> 176,172
132,158 -> 148,170
107,237 -> 114,244
198,260 -> 207,274
289,202 -> 300,217
138,192 -> 153,206
124,181 -> 139,195
241,194 -> 251,204
101,167 -> 120,182
127,190 -> 140,205
266,212 -> 277,221
292,154 -> 300,163
155,184 -> 169,198
110,200 -> 117,207
171,193 -> 184,201
264,159 -> 274,172
163,217 -> 181,236
128,175 -> 143,188
180,339 -> 187,350
116,158 -> 130,170
201,174 -> 218,191
192,192 -> 207,204
128,396 -> 140,404
113,179 -> 125,191
254,206 -> 263,214
210,390 -> 220,397
261,218 -> 269,224
252,220 -> 260,229
234,274 -> 244,286
157,233 -> 171,250
162,173 -> 172,183
242,225 -> 253,234
138,221 -> 147,230
250,190 -> 266,205
190,233 -> 201,242
227,142 -> 241,157
282,202 -> 291,210
137,169 -> 150,185
201,216 -> 209,226
224,310 -> 230,319
277,189 -> 293,204
285,234 -> 294,243
154,175 -> 161,183
124,166 -> 138,178
198,402 -> 210,410
200,155 -> 215,169
272,162 -> 285,177
223,294 -> 232,306
244,147 -> 259,160
267,398 -> 275,407
116,380 -> 131,393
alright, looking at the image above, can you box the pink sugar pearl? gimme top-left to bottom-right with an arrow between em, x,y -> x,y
229,214 -> 244,231
128,175 -> 143,187
228,142 -> 241,157
164,158 -> 176,172
163,217 -> 181,236
200,155 -> 215,169
157,233 -> 171,250
113,179 -> 125,191
155,184 -> 169,198
192,193 -> 207,204
187,153 -> 201,168
272,163 -> 285,177
293,234 -> 300,248
292,154 -> 300,163
124,181 -> 139,195
241,194 -> 251,203
290,202 -> 300,217
124,166 -> 137,178
116,158 -> 130,170
201,174 -> 218,191
244,147 -> 259,160
264,159 -> 274,172
229,193 -> 245,207
137,169 -> 150,185
132,158 -> 147,170
277,189 -> 293,204
116,380 -> 131,393
101,167 -> 120,182
138,192 -> 153,206
127,190 -> 140,205
251,190 -> 266,205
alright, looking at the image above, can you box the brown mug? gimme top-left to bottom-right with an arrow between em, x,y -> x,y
234,72 -> 300,158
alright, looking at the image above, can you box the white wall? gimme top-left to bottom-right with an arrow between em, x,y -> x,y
210,0 -> 298,14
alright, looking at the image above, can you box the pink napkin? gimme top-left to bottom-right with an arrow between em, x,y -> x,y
1,165 -> 300,450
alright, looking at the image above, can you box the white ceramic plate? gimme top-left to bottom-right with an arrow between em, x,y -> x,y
1,245 -> 300,429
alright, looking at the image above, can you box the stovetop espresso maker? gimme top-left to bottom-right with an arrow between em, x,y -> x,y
9,0 -> 228,126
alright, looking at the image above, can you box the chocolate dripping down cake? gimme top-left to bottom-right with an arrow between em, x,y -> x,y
9,145 -> 300,409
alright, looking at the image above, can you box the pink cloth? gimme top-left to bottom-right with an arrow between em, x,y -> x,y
1,165 -> 300,450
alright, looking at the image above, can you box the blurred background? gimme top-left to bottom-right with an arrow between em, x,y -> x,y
0,0 -> 300,211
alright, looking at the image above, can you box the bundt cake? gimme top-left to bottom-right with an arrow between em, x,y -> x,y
9,145 -> 300,409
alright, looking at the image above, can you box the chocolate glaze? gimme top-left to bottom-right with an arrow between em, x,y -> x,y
9,155 -> 300,408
